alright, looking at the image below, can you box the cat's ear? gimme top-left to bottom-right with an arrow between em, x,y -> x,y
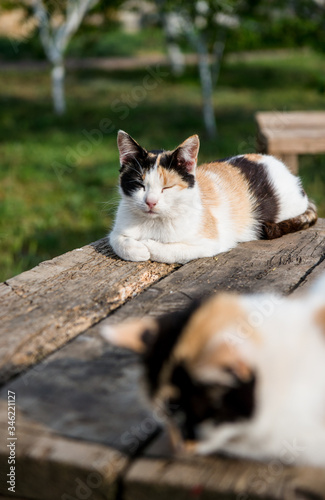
173,135 -> 200,174
117,130 -> 147,168
101,317 -> 158,353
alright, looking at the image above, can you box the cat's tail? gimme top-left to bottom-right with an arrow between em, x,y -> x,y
261,199 -> 318,240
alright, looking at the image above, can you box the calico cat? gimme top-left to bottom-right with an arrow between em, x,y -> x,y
108,130 -> 317,264
102,274 -> 325,467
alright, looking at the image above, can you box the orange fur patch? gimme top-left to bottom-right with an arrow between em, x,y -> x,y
157,165 -> 188,190
173,294 -> 259,380
244,154 -> 263,162
315,306 -> 325,335
196,167 -> 219,239
197,162 -> 254,237
103,317 -> 158,353
198,342 -> 253,382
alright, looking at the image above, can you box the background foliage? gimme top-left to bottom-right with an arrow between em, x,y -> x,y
1,2 -> 325,281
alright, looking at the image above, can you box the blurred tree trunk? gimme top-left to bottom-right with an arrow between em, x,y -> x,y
182,19 -> 217,139
212,38 -> 225,88
33,0 -> 99,115
155,0 -> 220,138
194,35 -> 217,139
52,63 -> 65,115
165,38 -> 185,77
162,12 -> 185,76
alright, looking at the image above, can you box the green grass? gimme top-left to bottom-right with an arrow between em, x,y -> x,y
1,48 -> 325,282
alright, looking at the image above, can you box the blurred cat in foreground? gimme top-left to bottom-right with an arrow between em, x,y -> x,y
102,274 -> 325,467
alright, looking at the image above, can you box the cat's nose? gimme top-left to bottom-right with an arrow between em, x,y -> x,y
145,198 -> 157,210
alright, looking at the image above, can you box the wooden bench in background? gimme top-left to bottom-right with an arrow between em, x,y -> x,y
255,111 -> 325,173
1,221 -> 325,500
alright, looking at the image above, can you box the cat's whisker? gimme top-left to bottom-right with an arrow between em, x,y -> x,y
168,151 -> 176,170
125,163 -> 143,179
127,178 -> 144,184
131,156 -> 144,174
99,195 -> 120,203
99,202 -> 120,213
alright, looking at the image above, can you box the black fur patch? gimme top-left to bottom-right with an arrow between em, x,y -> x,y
220,373 -> 256,423
149,149 -> 165,155
120,149 -> 157,196
167,363 -> 256,440
261,209 -> 317,239
227,155 -> 279,226
142,298 -> 256,440
140,328 -> 157,349
143,301 -> 201,396
159,150 -> 195,188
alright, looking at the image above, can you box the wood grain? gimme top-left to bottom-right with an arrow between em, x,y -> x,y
0,238 -> 177,384
0,335 -> 160,456
124,456 -> 325,500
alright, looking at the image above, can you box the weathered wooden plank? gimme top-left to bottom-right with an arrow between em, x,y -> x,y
123,456 -> 325,500
291,258 -> 325,296
2,223 -> 324,469
1,223 -> 324,499
0,238 -> 177,384
0,401 -> 128,500
0,333 -> 160,456
106,221 -> 325,324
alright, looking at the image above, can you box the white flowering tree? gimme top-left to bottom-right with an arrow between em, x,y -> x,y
32,0 -> 100,114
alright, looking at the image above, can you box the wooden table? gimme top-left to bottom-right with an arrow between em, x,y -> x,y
1,221 -> 325,500
255,111 -> 325,173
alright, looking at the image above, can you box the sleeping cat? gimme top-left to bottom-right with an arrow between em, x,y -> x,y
108,130 -> 317,263
102,273 -> 325,467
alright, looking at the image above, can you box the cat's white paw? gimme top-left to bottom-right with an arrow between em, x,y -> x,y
142,239 -> 170,263
128,240 -> 151,261
116,239 -> 150,262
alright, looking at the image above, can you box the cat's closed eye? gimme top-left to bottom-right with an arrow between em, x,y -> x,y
162,185 -> 176,192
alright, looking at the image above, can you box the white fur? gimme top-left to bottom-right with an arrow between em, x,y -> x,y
308,272 -> 325,297
101,325 -> 118,344
195,289 -> 325,467
262,155 -> 308,221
